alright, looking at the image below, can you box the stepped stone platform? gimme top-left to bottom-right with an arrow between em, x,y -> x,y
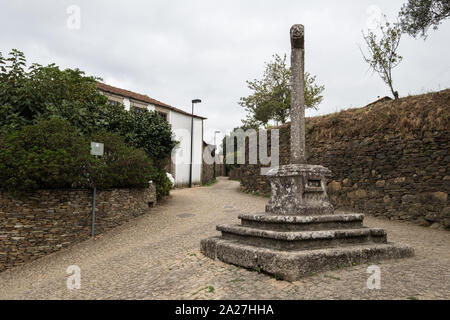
201,212 -> 414,281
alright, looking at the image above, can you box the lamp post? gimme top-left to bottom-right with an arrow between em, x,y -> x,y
214,131 -> 221,179
189,99 -> 202,188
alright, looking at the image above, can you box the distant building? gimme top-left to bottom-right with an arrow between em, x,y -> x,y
366,96 -> 393,108
97,82 -> 207,187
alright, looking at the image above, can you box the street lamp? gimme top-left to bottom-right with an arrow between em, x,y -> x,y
214,131 -> 221,179
189,99 -> 202,188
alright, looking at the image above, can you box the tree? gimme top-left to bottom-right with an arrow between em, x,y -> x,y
0,118 -> 154,193
399,0 -> 450,38
0,49 -> 176,163
361,17 -> 403,99
0,49 -> 107,130
239,54 -> 324,129
106,107 -> 177,168
0,49 -> 176,198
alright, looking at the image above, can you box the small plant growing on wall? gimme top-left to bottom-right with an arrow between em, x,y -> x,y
360,16 -> 403,99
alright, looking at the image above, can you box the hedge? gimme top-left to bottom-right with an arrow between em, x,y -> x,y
0,118 -> 158,193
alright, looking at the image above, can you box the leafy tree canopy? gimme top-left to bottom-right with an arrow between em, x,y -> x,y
399,0 -> 450,38
239,54 -> 324,129
0,118 -> 154,193
0,49 -> 176,164
0,49 -> 176,197
0,49 -> 107,131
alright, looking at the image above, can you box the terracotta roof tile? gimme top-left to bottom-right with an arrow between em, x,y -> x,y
96,82 -> 206,119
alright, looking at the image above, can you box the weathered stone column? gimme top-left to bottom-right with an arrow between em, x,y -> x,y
290,24 -> 306,165
265,24 -> 333,215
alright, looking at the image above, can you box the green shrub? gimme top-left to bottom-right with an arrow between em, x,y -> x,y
0,50 -> 177,162
88,131 -> 153,189
0,49 -> 177,198
148,166 -> 173,200
102,106 -> 177,167
0,118 -> 156,193
0,50 -> 107,129
0,118 -> 92,192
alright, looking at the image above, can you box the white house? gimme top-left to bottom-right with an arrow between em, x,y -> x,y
97,82 -> 206,187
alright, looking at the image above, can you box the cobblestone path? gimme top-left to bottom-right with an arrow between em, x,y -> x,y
0,177 -> 448,300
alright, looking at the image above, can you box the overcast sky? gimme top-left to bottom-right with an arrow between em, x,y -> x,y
1,0 -> 449,144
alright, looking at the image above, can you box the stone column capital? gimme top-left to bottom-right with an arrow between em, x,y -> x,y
290,24 -> 304,49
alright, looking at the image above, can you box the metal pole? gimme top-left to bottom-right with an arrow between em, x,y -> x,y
189,102 -> 194,188
91,186 -> 96,237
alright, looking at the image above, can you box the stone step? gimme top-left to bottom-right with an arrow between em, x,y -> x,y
201,236 -> 414,281
216,224 -> 387,251
239,213 -> 364,231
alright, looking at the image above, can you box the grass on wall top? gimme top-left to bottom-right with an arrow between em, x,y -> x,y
272,89 -> 450,141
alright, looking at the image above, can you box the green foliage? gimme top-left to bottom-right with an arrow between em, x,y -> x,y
0,104 -> 28,134
148,165 -> 173,200
361,17 -> 403,99
0,118 -> 91,192
203,179 -> 218,186
0,49 -> 106,131
88,130 -> 153,189
107,108 -> 177,167
0,49 -> 176,161
0,118 -> 155,193
399,0 -> 450,38
239,54 -> 325,128
0,50 -> 177,198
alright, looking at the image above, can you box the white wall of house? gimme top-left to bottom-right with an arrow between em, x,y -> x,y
100,89 -> 204,187
123,98 -> 131,111
170,111 -> 203,186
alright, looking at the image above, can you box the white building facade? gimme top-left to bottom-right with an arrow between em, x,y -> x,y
97,82 -> 206,187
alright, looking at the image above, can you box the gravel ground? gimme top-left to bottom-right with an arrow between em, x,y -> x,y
0,177 -> 448,300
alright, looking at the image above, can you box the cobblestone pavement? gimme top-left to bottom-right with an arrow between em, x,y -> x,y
0,177 -> 448,300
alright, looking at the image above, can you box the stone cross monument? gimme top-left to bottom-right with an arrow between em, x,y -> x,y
264,24 -> 334,216
201,25 -> 413,281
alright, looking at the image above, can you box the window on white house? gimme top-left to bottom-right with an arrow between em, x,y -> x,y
132,106 -> 146,114
157,111 -> 168,121
107,99 -> 121,106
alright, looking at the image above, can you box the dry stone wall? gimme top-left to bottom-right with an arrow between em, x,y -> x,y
238,90 -> 450,229
0,185 -> 156,272
228,167 -> 242,181
201,162 -> 225,184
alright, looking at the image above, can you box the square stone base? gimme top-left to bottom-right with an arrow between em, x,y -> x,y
266,164 -> 334,215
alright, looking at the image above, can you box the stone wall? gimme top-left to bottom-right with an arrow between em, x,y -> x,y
238,90 -> 450,229
202,162 -> 215,184
228,167 -> 242,181
217,164 -> 226,177
0,185 -> 156,272
202,163 -> 226,184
